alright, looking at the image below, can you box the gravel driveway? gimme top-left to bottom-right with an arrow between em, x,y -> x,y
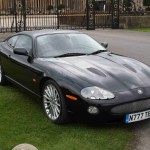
0,29 -> 150,150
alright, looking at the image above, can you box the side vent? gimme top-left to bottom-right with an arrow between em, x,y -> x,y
87,68 -> 106,77
123,64 -> 137,73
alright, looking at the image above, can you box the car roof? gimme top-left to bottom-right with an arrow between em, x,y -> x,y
15,30 -> 81,38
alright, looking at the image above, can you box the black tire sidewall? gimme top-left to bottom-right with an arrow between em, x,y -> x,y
42,80 -> 68,124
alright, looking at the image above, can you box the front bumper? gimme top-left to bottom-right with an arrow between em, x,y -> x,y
68,87 -> 150,118
111,98 -> 150,114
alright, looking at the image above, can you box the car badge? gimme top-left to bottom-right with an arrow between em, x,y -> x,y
137,89 -> 143,95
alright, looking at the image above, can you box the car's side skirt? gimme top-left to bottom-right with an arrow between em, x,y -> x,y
5,75 -> 41,99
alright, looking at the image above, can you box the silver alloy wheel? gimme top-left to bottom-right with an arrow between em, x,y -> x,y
43,84 -> 61,121
0,65 -> 2,83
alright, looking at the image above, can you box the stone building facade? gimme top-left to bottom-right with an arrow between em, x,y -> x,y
0,0 -> 144,13
133,0 -> 143,10
0,0 -> 86,11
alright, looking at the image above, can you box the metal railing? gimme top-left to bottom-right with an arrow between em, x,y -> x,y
0,0 -> 119,32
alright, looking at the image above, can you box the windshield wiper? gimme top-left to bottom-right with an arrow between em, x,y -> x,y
54,53 -> 87,58
89,50 -> 106,55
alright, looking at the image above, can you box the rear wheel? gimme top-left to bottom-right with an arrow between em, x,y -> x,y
0,64 -> 7,86
42,80 -> 69,124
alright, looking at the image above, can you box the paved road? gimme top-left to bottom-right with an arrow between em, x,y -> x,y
0,29 -> 150,150
83,29 -> 150,150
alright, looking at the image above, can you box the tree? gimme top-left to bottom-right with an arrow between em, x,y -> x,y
143,0 -> 150,6
57,4 -> 65,10
47,5 -> 53,14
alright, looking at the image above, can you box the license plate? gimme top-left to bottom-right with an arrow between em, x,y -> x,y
125,109 -> 150,123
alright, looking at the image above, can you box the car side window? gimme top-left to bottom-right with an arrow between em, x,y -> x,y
15,35 -> 32,52
7,36 -> 19,48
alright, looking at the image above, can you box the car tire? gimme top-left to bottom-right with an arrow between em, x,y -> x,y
0,64 -> 8,86
42,80 -> 69,124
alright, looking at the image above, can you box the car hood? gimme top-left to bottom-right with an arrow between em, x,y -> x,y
41,52 -> 150,92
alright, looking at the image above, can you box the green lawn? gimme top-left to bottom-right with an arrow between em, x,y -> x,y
130,28 -> 150,32
0,86 -> 133,150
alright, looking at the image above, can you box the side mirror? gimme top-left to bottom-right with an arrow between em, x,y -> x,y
101,42 -> 108,48
13,48 -> 28,56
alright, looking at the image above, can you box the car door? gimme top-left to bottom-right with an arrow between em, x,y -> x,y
9,35 -> 33,86
0,35 -> 19,77
6,35 -> 42,94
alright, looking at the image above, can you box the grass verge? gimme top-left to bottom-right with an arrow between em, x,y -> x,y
0,86 -> 133,150
130,28 -> 150,32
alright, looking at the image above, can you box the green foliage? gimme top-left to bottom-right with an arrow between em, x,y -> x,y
130,28 -> 150,32
143,0 -> 150,6
57,4 -> 65,10
47,5 -> 53,11
123,0 -> 132,6
95,2 -> 101,11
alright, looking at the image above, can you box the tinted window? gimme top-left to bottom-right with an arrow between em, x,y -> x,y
7,36 -> 19,48
15,35 -> 32,52
37,33 -> 106,58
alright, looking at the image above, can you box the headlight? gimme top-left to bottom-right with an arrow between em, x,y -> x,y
81,86 -> 115,100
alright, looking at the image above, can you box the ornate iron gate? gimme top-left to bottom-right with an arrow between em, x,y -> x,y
0,0 -> 119,32
14,0 -> 26,32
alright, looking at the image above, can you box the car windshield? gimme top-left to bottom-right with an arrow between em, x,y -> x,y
36,33 -> 106,58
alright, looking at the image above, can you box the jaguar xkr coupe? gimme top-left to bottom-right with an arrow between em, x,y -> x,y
0,30 -> 150,124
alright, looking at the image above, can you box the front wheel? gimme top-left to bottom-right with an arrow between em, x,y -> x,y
42,80 -> 69,124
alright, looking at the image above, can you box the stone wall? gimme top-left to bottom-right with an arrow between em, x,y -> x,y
146,11 -> 150,15
120,16 -> 150,28
60,15 -> 150,29
59,14 -> 112,27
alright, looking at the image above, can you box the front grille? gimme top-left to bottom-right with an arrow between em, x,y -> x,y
111,99 -> 150,114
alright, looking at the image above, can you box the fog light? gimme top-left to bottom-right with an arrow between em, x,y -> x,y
87,106 -> 99,115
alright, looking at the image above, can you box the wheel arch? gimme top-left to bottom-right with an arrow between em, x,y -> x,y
39,77 -> 53,95
39,77 -> 64,96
